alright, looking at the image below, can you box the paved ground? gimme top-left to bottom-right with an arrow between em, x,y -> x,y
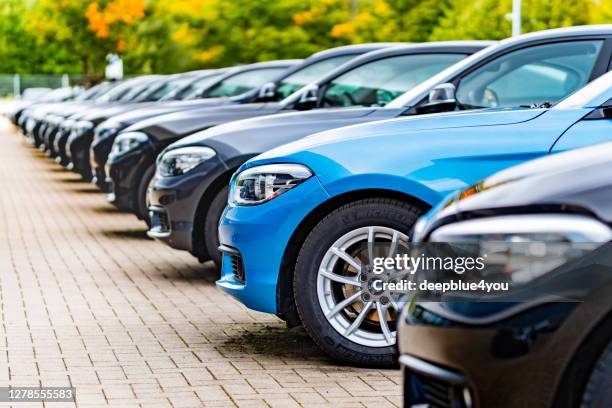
0,118 -> 401,407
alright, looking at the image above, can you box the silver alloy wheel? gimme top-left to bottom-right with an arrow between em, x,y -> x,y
316,226 -> 411,347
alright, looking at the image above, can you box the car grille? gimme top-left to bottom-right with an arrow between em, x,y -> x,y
150,210 -> 170,232
230,252 -> 245,283
158,212 -> 170,232
404,370 -> 472,408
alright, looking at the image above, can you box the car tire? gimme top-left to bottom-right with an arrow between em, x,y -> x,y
204,186 -> 229,266
581,341 -> 612,407
136,164 -> 156,227
293,198 -> 425,367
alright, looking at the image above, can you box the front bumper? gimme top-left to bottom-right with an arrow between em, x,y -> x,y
43,124 -> 60,156
105,144 -> 156,215
54,128 -> 72,166
147,156 -> 227,255
67,129 -> 95,179
90,135 -> 118,191
398,292 -> 611,407
216,176 -> 330,314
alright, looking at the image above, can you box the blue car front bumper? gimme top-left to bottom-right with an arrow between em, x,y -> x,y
217,176 -> 330,314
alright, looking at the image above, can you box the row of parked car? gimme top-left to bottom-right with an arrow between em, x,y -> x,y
6,24 -> 612,407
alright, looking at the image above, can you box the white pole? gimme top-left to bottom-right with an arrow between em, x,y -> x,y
512,0 -> 522,36
13,74 -> 20,97
61,74 -> 70,88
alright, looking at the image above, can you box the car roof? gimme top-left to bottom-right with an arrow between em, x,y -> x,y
307,43 -> 407,60
388,25 -> 612,108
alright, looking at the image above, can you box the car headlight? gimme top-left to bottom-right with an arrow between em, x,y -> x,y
111,131 -> 149,156
95,123 -> 124,141
231,163 -> 313,206
429,214 -> 612,285
73,120 -> 94,137
157,146 -> 216,177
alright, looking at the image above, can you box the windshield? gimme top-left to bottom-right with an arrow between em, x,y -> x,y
97,80 -> 144,102
74,83 -> 111,101
321,53 -> 466,107
118,80 -> 159,101
274,55 -> 356,100
205,67 -> 287,98
137,76 -> 195,102
171,73 -> 224,100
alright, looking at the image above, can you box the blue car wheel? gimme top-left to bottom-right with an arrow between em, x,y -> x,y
293,198 -> 424,366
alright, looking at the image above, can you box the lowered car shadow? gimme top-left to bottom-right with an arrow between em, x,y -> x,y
216,323 -> 333,363
104,228 -> 150,240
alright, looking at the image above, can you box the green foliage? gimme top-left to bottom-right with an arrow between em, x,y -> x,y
0,0 -> 609,75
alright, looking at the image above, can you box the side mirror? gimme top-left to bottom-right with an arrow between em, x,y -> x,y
294,84 -> 319,110
416,83 -> 457,114
257,82 -> 277,101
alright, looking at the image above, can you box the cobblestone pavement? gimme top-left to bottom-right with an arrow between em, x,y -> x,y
0,118 -> 401,407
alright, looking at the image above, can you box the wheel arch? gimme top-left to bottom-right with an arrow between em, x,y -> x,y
276,188 -> 432,326
553,310 -> 612,407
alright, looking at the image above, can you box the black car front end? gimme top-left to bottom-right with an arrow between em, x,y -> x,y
105,131 -> 159,216
91,125 -> 125,190
399,143 -> 612,408
65,120 -> 96,180
147,148 -> 227,259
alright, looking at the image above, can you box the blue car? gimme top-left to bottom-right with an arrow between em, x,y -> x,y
217,71 -> 612,366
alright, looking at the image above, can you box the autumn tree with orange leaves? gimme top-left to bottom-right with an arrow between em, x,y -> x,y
26,0 -> 147,76
1,0 -> 610,76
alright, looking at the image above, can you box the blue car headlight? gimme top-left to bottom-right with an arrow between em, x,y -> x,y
156,146 -> 216,177
231,163 -> 313,206
111,131 -> 149,156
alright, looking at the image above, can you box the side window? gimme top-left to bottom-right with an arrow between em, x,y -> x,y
321,54 -> 466,108
275,55 -> 355,100
205,68 -> 287,98
456,40 -> 604,109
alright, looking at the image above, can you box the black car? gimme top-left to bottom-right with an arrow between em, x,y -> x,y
53,75 -> 165,174
64,61 -> 299,181
32,76 -> 161,149
91,44 -> 393,190
39,80 -> 128,155
44,76 -> 162,164
139,41 -> 491,263
400,139 -> 612,408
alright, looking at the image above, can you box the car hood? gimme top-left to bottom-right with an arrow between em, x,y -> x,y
28,102 -> 66,120
123,103 -> 283,142
46,101 -> 95,119
439,141 -> 612,224
103,98 -> 237,128
169,106 -> 402,158
69,101 -> 157,124
256,108 -> 546,161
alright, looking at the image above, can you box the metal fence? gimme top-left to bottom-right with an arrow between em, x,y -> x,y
0,74 -> 87,97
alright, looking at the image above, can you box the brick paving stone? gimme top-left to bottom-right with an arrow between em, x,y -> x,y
0,117 -> 401,407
